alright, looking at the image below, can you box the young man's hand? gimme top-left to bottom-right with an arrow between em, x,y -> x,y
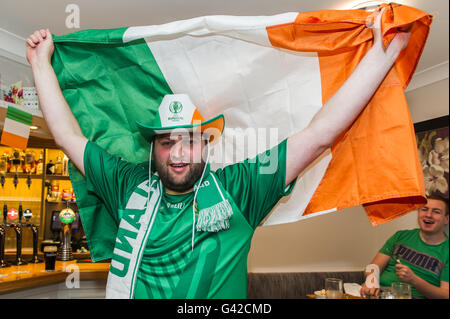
371,7 -> 411,62
395,263 -> 417,284
360,283 -> 380,298
26,29 -> 54,66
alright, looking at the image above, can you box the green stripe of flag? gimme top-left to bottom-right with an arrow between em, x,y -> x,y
52,28 -> 173,262
6,106 -> 33,125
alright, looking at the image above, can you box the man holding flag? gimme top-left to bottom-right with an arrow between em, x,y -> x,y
26,7 -> 411,298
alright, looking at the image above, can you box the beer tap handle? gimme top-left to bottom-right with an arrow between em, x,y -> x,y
18,203 -> 23,225
0,225 -> 10,268
23,208 -> 32,223
12,223 -> 27,266
26,175 -> 32,189
13,173 -> 19,189
3,203 -> 7,225
29,224 -> 43,264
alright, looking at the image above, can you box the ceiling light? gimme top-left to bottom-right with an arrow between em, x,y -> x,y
30,125 -> 39,130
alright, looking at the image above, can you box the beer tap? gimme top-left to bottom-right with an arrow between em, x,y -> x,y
57,208 -> 75,261
23,208 -> 42,264
13,172 -> 19,189
1,204 -> 6,267
0,216 -> 9,268
26,175 -> 32,189
18,203 -> 23,225
1,204 -> 10,267
2,203 -> 7,226
11,203 -> 27,266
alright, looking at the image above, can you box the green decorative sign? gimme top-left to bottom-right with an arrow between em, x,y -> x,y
59,208 -> 75,224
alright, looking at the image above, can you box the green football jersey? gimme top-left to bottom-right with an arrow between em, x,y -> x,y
379,229 -> 449,298
83,139 -> 295,298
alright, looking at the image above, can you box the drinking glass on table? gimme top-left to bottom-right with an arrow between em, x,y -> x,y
325,278 -> 343,299
392,282 -> 412,299
379,289 -> 395,299
43,246 -> 57,271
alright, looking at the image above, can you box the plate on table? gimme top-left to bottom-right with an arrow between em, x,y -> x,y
314,289 -> 326,299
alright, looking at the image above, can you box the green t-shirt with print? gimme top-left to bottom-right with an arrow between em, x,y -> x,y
83,139 -> 295,299
379,228 -> 449,298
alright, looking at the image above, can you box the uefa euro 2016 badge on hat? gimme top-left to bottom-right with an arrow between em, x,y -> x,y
168,100 -> 184,122
136,94 -> 225,144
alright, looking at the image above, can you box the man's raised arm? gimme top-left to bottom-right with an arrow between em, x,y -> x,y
285,9 -> 411,186
26,29 -> 87,175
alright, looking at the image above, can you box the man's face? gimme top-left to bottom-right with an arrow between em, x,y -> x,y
153,132 -> 207,194
418,199 -> 449,235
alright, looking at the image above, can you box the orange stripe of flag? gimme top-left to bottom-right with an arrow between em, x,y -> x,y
0,131 -> 29,150
266,4 -> 429,225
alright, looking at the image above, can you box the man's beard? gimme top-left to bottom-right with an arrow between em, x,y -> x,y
155,160 -> 206,193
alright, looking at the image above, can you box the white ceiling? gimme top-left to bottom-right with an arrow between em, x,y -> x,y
0,0 -> 448,139
0,0 -> 448,72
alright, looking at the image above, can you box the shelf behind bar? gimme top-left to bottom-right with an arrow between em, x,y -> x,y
46,200 -> 77,204
1,173 -> 71,180
44,175 -> 71,180
2,173 -> 43,179
0,196 -> 41,202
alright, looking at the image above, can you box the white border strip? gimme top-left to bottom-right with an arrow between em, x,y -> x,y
406,60 -> 449,92
0,27 -> 28,66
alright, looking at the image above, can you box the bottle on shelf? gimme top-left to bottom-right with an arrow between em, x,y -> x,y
25,150 -> 35,174
63,153 -> 69,176
20,150 -> 26,173
7,151 -> 13,173
36,151 -> 43,175
31,151 -> 37,174
47,180 -> 60,202
0,152 -> 8,174
55,153 -> 62,175
11,149 -> 22,173
46,160 -> 55,175
5,150 -> 11,173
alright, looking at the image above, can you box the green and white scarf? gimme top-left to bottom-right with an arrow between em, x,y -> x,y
105,159 -> 233,299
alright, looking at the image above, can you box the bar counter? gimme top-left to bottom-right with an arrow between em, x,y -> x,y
0,259 -> 110,296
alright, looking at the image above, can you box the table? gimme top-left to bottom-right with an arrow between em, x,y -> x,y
306,293 -> 363,299
0,260 -> 110,295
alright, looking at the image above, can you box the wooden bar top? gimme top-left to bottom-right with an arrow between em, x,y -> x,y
0,260 -> 110,295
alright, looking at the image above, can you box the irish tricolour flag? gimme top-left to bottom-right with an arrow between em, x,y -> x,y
1,106 -> 33,150
52,4 -> 432,261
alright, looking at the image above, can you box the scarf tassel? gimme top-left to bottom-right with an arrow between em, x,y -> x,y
196,200 -> 233,232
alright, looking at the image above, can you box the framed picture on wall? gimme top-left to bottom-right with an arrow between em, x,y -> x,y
414,115 -> 449,199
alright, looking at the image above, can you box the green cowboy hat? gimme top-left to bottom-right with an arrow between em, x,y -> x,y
136,94 -> 225,144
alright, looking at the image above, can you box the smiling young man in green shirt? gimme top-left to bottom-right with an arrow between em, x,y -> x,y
361,195 -> 449,299
25,9 -> 410,298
